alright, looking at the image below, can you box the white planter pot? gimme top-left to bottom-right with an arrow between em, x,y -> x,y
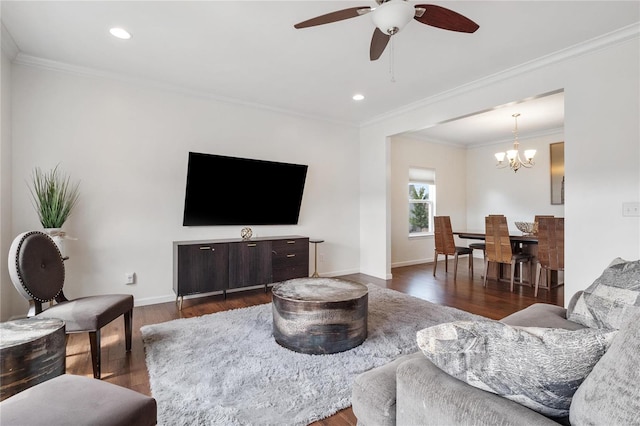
43,228 -> 66,257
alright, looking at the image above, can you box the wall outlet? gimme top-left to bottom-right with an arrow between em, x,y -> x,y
622,202 -> 640,217
125,272 -> 136,285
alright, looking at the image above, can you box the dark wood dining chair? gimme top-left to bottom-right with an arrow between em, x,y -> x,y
433,216 -> 473,281
8,231 -> 134,379
483,215 -> 533,291
535,217 -> 564,297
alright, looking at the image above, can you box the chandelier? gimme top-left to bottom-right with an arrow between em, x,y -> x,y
495,113 -> 536,172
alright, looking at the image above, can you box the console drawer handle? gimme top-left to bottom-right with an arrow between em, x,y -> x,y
199,246 -> 211,250
287,241 -> 296,244
286,254 -> 296,258
247,243 -> 257,247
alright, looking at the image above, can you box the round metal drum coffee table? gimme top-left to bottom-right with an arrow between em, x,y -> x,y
272,278 -> 368,354
0,317 -> 66,401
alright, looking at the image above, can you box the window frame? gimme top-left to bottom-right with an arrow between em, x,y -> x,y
408,181 -> 436,238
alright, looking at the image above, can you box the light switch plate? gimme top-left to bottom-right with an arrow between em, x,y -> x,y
622,202 -> 640,217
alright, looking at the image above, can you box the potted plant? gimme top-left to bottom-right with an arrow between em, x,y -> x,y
29,165 -> 80,251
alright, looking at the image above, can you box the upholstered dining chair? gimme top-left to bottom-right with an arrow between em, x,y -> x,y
433,216 -> 473,281
535,217 -> 564,297
483,215 -> 533,291
8,231 -> 134,379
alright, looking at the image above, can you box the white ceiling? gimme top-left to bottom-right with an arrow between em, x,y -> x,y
406,89 -> 565,146
2,1 -> 638,144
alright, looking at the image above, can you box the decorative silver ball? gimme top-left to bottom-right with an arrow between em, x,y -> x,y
514,221 -> 537,236
240,227 -> 253,240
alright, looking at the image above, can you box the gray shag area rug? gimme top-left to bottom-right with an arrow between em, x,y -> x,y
141,282 -> 481,425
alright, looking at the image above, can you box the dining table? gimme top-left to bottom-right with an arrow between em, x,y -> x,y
453,230 -> 562,287
453,230 -> 538,244
453,230 -> 539,285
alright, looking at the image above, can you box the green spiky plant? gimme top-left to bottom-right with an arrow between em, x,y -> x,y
29,165 -> 80,229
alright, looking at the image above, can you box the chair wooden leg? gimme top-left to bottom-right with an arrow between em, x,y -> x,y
519,262 -> 524,284
535,263 -> 542,297
483,259 -> 489,287
530,261 -> 535,290
469,253 -> 474,278
510,260 -> 517,292
454,253 -> 459,281
89,331 -> 101,379
546,269 -> 552,292
433,251 -> 439,276
444,255 -> 449,273
124,309 -> 133,352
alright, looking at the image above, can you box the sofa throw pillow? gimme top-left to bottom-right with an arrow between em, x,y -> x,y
569,310 -> 640,425
416,320 -> 615,418
567,258 -> 640,329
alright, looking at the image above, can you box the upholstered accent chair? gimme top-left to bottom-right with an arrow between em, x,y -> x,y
0,374 -> 157,425
433,216 -> 473,281
8,231 -> 134,379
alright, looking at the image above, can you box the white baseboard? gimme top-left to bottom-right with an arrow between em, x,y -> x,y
134,294 -> 177,307
391,259 -> 431,268
316,267 -> 361,278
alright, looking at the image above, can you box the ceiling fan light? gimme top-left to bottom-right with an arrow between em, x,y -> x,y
371,0 -> 415,35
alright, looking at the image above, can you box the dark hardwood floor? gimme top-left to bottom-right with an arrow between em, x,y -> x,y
65,258 -> 563,425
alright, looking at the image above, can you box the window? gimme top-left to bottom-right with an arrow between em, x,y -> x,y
409,168 -> 436,237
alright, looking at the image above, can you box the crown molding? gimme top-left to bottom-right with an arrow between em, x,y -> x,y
12,53 -> 357,129
362,23 -> 640,127
1,23 -> 19,60
400,126 -> 564,149
477,126 -> 565,149
8,21 -> 638,129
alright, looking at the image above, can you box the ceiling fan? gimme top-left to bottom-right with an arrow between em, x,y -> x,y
294,0 -> 479,61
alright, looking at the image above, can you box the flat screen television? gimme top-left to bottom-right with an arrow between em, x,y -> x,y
182,152 -> 308,226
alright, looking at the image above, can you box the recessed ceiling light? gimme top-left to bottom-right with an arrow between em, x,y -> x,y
352,94 -> 365,101
109,27 -> 131,40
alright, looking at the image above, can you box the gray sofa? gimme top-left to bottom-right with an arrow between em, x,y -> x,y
352,293 -> 640,425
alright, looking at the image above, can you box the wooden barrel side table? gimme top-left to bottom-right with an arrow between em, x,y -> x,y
272,278 -> 368,354
0,318 -> 66,401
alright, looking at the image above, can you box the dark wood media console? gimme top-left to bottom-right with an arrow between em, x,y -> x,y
173,235 -> 309,309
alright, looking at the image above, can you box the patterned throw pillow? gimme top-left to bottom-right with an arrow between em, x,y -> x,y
567,258 -> 640,329
417,321 -> 615,418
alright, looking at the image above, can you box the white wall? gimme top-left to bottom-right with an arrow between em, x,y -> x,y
360,34 -> 640,305
466,132 -> 565,232
390,135 -> 467,267
6,64 -> 361,318
390,131 -> 565,269
1,45 -> 13,321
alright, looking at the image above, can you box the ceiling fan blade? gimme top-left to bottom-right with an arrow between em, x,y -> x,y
370,28 -> 391,61
294,7 -> 371,29
414,4 -> 479,33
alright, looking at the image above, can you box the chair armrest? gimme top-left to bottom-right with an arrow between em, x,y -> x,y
396,357 -> 560,426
